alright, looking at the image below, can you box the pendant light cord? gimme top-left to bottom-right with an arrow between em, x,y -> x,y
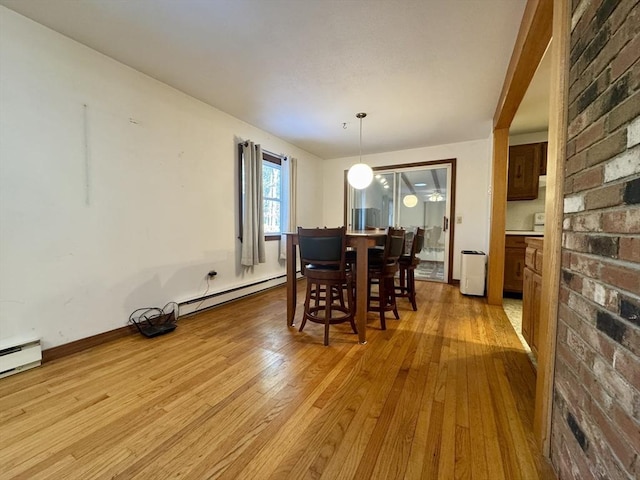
359,115 -> 362,161
356,112 -> 366,162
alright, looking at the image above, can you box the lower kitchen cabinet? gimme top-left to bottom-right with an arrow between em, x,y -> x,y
522,237 -> 544,359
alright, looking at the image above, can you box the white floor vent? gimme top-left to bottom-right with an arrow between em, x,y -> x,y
0,338 -> 42,379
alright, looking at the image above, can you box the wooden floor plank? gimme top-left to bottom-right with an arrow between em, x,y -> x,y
0,282 -> 556,480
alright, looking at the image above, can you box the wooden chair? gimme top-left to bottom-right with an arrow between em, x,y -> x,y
297,226 -> 357,345
367,227 -> 406,330
396,227 -> 425,311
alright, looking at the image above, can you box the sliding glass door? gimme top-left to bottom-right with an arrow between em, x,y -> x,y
346,161 -> 454,283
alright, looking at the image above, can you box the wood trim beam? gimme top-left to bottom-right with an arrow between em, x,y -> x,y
534,0 -> 570,455
493,0 -> 553,129
488,0 -> 553,306
487,128 -> 509,305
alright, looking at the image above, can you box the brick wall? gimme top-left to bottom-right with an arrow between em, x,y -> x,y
551,0 -> 640,479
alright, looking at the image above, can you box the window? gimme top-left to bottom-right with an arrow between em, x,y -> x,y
262,152 -> 283,239
238,145 -> 285,241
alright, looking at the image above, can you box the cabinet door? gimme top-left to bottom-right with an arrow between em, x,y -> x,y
530,272 -> 543,357
508,144 -> 541,200
504,247 -> 526,293
540,142 -> 548,175
522,267 -> 534,343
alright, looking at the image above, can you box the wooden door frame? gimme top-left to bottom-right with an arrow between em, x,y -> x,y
343,158 -> 457,284
487,0 -> 568,456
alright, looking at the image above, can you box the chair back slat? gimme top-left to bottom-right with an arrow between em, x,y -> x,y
411,227 -> 425,258
297,227 -> 346,269
383,227 -> 406,264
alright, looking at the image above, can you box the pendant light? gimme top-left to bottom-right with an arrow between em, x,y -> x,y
347,113 -> 373,189
403,194 -> 418,207
428,191 -> 444,202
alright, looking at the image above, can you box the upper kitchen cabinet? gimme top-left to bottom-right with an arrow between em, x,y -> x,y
507,143 -> 544,200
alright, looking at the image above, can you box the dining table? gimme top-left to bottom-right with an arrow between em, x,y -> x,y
285,229 -> 387,344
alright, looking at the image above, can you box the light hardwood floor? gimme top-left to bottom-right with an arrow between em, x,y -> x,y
0,282 -> 556,479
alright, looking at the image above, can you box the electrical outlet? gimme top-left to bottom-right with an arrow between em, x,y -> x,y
207,270 -> 217,278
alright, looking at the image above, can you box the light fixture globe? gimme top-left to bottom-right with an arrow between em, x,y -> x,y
347,163 -> 374,189
346,112 -> 373,190
403,194 -> 418,208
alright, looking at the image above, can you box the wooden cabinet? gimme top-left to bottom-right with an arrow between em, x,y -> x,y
508,143 -> 543,200
522,237 -> 543,359
540,141 -> 548,175
503,235 -> 527,294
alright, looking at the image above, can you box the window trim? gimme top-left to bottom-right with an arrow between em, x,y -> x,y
238,144 -> 284,242
262,152 -> 282,241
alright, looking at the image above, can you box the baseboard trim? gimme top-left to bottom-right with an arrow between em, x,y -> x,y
42,325 -> 134,363
42,274 -> 301,363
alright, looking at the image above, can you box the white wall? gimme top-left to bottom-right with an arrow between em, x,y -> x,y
322,139 -> 493,280
506,184 -> 546,230
0,8 -> 324,348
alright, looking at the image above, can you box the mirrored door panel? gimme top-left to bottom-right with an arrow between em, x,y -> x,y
346,161 -> 454,283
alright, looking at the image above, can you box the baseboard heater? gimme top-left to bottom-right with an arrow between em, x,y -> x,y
179,272 -> 301,316
0,338 -> 42,379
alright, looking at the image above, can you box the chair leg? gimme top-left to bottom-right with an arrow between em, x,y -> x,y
378,277 -> 387,330
409,269 -> 417,311
324,293 -> 331,346
388,277 -> 400,319
346,278 -> 357,334
299,280 -> 313,332
399,267 -> 407,290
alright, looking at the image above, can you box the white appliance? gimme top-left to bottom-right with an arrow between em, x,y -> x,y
460,251 -> 486,296
533,212 -> 545,232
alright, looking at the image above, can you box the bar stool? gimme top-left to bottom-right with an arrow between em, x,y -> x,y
367,227 -> 405,330
297,226 -> 357,346
396,227 -> 425,311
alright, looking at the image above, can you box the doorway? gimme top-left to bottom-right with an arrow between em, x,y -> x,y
345,160 -> 455,283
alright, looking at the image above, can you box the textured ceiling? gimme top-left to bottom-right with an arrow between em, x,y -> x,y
1,0 -> 548,159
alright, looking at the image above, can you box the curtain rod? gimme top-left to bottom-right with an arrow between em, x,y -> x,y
239,141 -> 286,160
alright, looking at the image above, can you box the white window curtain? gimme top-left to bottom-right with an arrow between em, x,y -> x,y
241,141 -> 266,266
280,156 -> 297,259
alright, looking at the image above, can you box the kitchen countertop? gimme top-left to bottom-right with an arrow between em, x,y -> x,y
505,230 -> 544,236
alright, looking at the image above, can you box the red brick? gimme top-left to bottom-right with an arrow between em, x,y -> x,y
572,211 -> 603,232
586,129 -> 629,167
557,336 -> 584,376
567,326 -> 596,366
585,183 -> 625,209
565,176 -> 575,195
563,232 -> 589,251
592,355 -> 637,416
602,207 -> 640,233
613,347 -> 640,395
608,90 -> 640,132
619,236 -> 640,261
600,261 -> 640,293
576,118 -> 607,152
568,109 -> 588,140
611,32 -> 640,80
622,323 -> 640,358
573,166 -> 605,192
582,277 -> 619,310
611,402 -> 640,453
566,150 -> 587,176
569,252 -> 603,278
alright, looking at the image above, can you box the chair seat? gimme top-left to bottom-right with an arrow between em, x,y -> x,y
297,226 -> 357,346
395,227 -> 425,311
365,227 -> 405,330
